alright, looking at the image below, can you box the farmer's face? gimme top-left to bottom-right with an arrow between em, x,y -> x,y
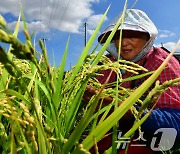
114,30 -> 149,61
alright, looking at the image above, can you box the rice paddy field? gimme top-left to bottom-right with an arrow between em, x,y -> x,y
0,2 -> 180,154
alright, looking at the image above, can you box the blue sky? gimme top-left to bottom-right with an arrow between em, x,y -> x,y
0,0 -> 180,70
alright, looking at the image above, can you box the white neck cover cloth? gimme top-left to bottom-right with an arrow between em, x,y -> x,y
99,9 -> 158,62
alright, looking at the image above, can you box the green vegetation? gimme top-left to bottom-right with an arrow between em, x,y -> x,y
0,2 -> 179,153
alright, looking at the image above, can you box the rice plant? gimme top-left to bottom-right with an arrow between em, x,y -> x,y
0,2 -> 180,154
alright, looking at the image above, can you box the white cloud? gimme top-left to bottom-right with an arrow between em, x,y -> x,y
8,21 -> 49,34
87,14 -> 107,28
158,30 -> 176,38
87,29 -> 95,35
156,41 -> 180,53
86,14 -> 107,35
159,34 -> 168,38
0,0 -> 101,34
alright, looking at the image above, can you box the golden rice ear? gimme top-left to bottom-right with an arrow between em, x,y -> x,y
0,15 -> 7,28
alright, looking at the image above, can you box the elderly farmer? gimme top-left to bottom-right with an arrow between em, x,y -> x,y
84,9 -> 180,153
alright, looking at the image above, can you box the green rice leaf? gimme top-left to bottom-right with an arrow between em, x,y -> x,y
53,37 -> 70,107
37,122 -> 47,154
19,2 -> 28,32
63,88 -> 104,153
23,74 -> 51,103
121,71 -> 154,83
65,80 -> 88,136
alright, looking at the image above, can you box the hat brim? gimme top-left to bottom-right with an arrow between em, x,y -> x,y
98,23 -> 148,44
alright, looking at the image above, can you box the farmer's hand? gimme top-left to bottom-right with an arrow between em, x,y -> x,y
118,101 -> 134,120
82,85 -> 98,103
82,85 -> 133,119
82,85 -> 113,106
